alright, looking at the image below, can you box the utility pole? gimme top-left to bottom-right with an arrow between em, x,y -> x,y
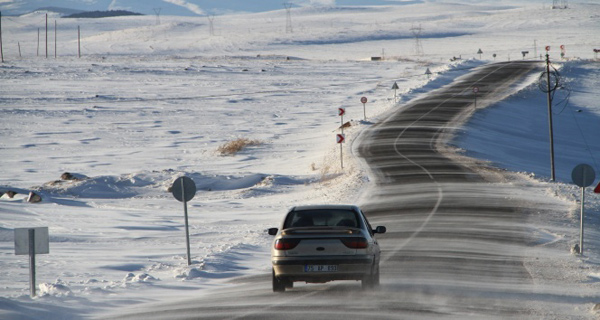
410,24 -> 424,56
153,8 -> 161,25
544,49 -> 556,181
207,15 -> 215,36
284,2 -> 293,34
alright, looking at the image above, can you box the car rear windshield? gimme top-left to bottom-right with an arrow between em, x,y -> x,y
284,209 -> 360,229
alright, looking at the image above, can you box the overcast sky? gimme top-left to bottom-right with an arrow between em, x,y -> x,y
0,0 -> 412,16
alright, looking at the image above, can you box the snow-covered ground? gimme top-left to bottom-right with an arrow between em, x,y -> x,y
1,1 -> 599,318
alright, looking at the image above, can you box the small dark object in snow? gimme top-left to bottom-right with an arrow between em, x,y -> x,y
27,192 -> 42,203
577,110 -> 582,112
593,303 -> 600,312
61,172 -> 75,180
571,244 -> 580,254
5,190 -> 17,198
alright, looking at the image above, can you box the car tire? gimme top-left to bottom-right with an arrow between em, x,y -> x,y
362,263 -> 379,290
272,269 -> 286,292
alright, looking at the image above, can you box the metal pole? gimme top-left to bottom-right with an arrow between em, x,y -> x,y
45,14 -> 48,58
545,53 -> 556,181
182,179 -> 192,266
363,103 -> 366,121
341,114 -> 344,135
78,26 -> 81,58
0,11 -> 4,63
28,229 -> 36,297
580,186 -> 585,255
54,20 -> 57,59
37,28 -> 40,57
340,143 -> 343,169
474,93 -> 477,109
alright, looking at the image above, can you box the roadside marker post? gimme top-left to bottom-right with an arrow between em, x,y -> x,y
172,176 -> 197,266
15,227 -> 49,297
360,97 -> 368,120
336,134 -> 345,169
338,107 -> 346,134
473,87 -> 479,109
392,82 -> 399,102
571,164 -> 596,255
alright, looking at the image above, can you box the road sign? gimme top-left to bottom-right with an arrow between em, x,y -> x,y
336,134 -> 345,144
15,227 -> 49,255
560,45 -> 565,50
571,164 -> 596,256
361,97 -> 367,104
172,176 -> 196,202
572,164 -> 595,188
338,107 -> 345,116
473,87 -> 479,93
391,82 -> 399,90
15,227 -> 49,297
595,182 -> 600,194
545,45 -> 550,51
172,176 -> 196,266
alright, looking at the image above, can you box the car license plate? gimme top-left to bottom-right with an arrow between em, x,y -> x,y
304,265 -> 338,272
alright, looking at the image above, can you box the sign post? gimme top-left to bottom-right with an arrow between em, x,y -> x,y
392,81 -> 399,102
571,164 -> 596,255
360,97 -> 367,120
338,107 -> 346,134
172,176 -> 197,265
336,134 -> 345,169
473,87 -> 479,109
15,227 -> 49,297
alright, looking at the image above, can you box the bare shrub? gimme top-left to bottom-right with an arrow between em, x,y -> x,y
217,138 -> 261,155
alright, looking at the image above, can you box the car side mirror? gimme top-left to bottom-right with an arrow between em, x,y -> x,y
268,228 -> 279,236
374,226 -> 386,234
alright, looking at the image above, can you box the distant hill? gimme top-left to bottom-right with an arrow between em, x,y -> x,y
64,10 -> 144,18
33,7 -> 85,16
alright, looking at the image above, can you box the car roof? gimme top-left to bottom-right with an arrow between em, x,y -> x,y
291,204 -> 360,212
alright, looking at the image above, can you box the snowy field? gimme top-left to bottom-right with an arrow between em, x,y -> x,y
1,1 -> 600,318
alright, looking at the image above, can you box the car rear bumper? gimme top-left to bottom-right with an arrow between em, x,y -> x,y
272,255 -> 374,282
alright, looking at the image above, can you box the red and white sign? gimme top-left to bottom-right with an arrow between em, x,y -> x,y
361,97 -> 368,104
473,87 -> 479,93
545,46 -> 551,51
336,134 -> 345,144
595,181 -> 600,194
560,45 -> 565,50
338,107 -> 345,116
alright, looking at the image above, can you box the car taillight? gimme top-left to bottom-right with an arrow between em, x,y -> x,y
274,239 -> 300,250
341,237 -> 368,249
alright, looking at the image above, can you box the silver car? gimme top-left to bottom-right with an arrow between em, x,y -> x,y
268,205 -> 386,292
